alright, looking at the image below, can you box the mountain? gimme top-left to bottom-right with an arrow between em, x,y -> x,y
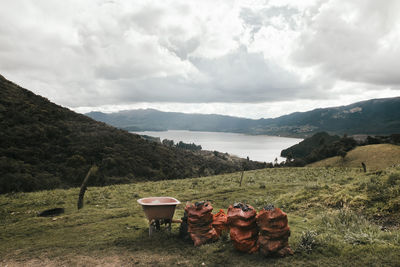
87,109 -> 256,133
87,97 -> 400,137
265,97 -> 400,137
0,75 -> 265,193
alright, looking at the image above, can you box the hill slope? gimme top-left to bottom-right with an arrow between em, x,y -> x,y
87,97 -> 400,137
1,166 -> 399,266
309,144 -> 400,170
0,75 -> 264,193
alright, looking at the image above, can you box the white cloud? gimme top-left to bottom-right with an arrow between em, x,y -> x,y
0,0 -> 399,119
292,0 -> 400,87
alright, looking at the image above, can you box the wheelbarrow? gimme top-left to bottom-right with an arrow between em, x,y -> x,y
137,197 -> 182,236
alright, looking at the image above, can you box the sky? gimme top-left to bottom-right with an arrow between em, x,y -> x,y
0,0 -> 399,119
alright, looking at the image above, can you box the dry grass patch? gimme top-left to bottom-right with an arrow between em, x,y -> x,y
309,144 -> 400,170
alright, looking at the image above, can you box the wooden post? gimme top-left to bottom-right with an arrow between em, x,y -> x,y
361,162 -> 367,173
77,165 -> 98,210
239,171 -> 244,187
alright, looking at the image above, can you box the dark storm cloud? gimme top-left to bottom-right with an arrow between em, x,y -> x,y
92,46 -> 316,104
189,46 -> 308,102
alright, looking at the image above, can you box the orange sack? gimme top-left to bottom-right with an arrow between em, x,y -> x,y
212,209 -> 228,236
227,203 -> 259,253
256,205 -> 293,257
185,201 -> 219,246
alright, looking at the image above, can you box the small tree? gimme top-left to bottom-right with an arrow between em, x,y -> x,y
162,139 -> 174,147
338,150 -> 347,160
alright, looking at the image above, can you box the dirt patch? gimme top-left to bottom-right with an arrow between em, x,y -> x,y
1,251 -> 186,267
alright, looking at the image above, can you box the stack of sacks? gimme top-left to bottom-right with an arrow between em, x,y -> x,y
212,209 -> 228,237
185,201 -> 219,246
227,203 -> 259,253
256,205 -> 293,257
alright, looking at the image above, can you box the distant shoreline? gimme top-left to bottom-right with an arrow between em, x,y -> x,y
131,130 -> 302,163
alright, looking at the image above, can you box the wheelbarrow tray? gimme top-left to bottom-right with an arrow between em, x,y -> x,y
137,197 -> 181,220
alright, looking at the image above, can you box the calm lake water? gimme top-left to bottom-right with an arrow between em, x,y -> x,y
133,130 -> 302,163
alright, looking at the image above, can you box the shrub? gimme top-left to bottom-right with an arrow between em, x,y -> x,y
297,230 -> 318,253
386,172 -> 400,186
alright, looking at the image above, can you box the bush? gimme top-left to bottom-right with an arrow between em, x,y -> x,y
297,230 -> 318,253
387,172 -> 400,186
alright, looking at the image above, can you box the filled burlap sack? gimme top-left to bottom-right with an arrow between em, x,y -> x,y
227,203 -> 259,253
256,206 -> 293,257
185,201 -> 219,246
212,209 -> 228,237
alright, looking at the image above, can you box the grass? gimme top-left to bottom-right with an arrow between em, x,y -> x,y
309,144 -> 400,170
1,166 -> 400,266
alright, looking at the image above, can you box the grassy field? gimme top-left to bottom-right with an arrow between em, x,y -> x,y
1,166 -> 400,266
309,144 -> 400,170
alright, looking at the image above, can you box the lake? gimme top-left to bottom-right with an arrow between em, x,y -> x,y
132,130 -> 302,163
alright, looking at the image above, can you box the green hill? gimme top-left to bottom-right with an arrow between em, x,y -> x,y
279,132 -> 359,167
281,132 -> 341,159
1,166 -> 399,266
309,144 -> 400,170
87,97 -> 400,137
0,74 -> 264,193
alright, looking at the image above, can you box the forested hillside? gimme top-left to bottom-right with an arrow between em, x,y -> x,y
281,132 -> 357,166
0,75 -> 264,193
281,132 -> 340,159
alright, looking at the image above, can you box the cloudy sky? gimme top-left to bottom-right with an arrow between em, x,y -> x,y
0,0 -> 399,119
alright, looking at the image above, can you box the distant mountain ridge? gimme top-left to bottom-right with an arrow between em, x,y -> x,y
87,109 -> 255,133
87,97 -> 400,137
